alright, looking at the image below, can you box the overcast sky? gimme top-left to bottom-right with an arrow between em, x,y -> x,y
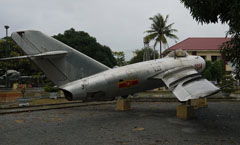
0,0 -> 228,60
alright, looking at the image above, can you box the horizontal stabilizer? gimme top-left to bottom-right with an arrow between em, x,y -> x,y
0,55 -> 28,60
0,51 -> 67,61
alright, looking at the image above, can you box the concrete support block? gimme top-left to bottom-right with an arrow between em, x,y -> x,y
116,99 -> 131,111
189,99 -> 199,109
198,97 -> 208,108
177,104 -> 195,120
188,97 -> 208,109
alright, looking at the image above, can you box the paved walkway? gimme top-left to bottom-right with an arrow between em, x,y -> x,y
0,102 -> 239,145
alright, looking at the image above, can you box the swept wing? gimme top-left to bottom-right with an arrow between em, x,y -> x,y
151,66 -> 220,101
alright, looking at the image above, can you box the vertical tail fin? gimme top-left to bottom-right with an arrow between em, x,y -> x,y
12,30 -> 110,86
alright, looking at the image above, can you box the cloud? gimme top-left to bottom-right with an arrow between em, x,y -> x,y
0,0 -> 228,60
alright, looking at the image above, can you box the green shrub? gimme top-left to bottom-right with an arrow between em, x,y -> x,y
44,84 -> 59,92
220,73 -> 236,94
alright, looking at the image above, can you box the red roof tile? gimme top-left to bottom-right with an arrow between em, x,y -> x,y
168,38 -> 231,50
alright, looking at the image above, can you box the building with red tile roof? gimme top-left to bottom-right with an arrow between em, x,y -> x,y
168,37 -> 230,51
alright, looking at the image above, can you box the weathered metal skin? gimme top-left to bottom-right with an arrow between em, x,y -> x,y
11,30 -> 110,86
11,30 -> 219,102
59,55 -> 206,101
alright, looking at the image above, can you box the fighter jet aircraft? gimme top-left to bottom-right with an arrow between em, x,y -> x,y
0,70 -> 21,82
0,69 -> 35,87
0,69 -> 21,87
1,30 -> 220,102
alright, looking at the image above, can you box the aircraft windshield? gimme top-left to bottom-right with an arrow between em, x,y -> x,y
167,50 -> 188,58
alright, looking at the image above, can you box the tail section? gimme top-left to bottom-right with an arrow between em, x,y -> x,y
12,30 -> 110,86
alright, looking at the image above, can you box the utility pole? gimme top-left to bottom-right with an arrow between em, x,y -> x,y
4,25 -> 9,88
143,37 -> 150,61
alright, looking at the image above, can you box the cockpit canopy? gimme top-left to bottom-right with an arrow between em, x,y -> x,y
167,49 -> 188,58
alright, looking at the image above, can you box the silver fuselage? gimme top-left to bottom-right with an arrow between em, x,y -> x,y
61,55 -> 205,101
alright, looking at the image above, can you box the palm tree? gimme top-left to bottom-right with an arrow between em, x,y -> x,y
145,13 -> 178,58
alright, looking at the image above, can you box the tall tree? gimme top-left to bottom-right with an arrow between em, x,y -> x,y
112,51 -> 126,66
202,60 -> 225,83
180,0 -> 240,79
53,28 -> 117,68
145,13 -> 178,58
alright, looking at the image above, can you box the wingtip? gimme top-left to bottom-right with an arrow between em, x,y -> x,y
11,30 -> 41,38
16,31 -> 25,37
11,31 -> 24,38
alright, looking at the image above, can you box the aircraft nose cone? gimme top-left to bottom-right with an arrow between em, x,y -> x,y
200,56 -> 206,71
193,56 -> 206,72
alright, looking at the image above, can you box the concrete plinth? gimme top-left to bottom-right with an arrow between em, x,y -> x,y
116,99 -> 131,111
188,98 -> 208,109
177,104 -> 195,120
198,97 -> 208,108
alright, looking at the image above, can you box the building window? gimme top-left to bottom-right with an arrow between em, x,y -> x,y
200,56 -> 206,60
211,56 -> 218,62
192,51 -> 197,55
